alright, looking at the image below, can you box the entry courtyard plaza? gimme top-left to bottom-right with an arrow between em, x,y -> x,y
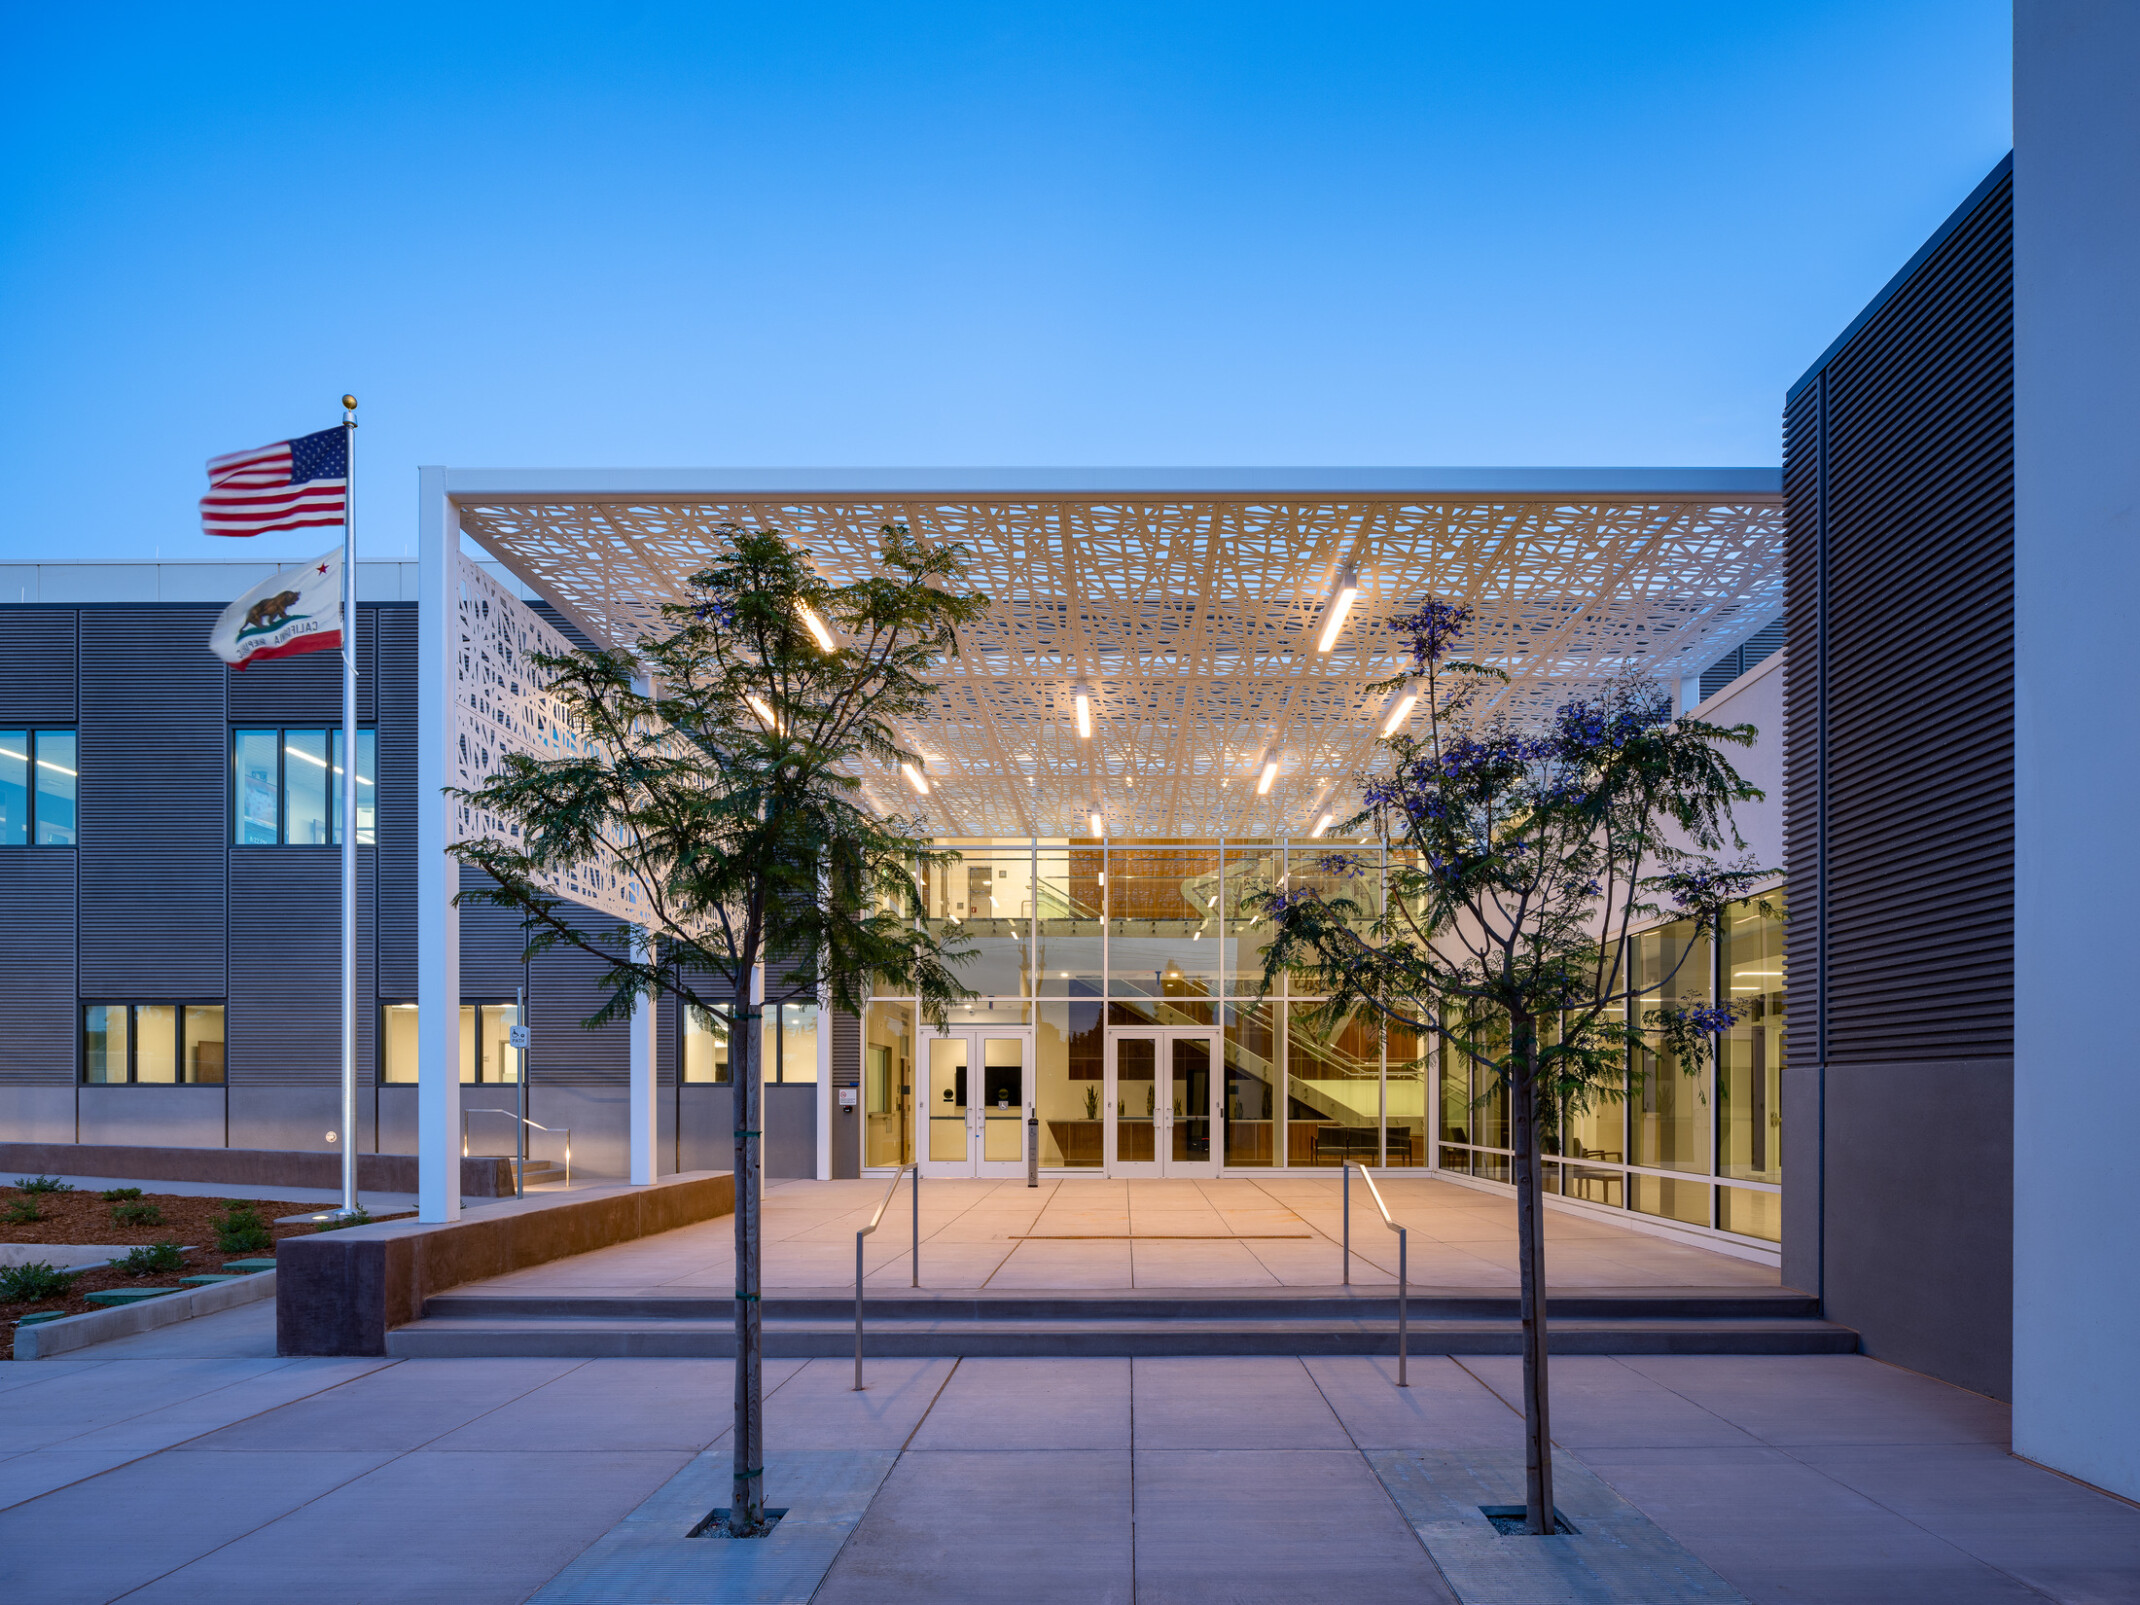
478,1175 -> 1782,1295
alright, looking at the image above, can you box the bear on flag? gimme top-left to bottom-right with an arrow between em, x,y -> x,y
210,549 -> 345,669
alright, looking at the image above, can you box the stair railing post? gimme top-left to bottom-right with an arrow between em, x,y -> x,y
911,1164 -> 920,1287
854,1225 -> 865,1391
1342,1163 -> 1351,1286
1398,1225 -> 1409,1387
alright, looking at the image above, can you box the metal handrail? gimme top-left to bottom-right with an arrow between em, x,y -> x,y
1343,1163 -> 1409,1387
462,1110 -> 573,1186
854,1164 -> 919,1391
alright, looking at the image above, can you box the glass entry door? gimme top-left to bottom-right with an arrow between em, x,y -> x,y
922,1029 -> 1031,1178
1105,1030 -> 1221,1177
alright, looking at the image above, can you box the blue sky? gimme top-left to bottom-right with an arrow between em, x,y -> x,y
0,1 -> 2010,564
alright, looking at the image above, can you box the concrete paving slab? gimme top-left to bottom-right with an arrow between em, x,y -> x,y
1460,1356 -> 1762,1448
429,1357 -> 806,1452
1132,1356 -> 1350,1448
765,1356 -> 955,1449
49,1297 -> 280,1357
529,1448 -> 899,1605
0,1448 -> 396,1605
187,1357 -> 583,1451
1134,1447 -> 1456,1603
52,1356 -> 395,1455
1370,1447 -> 1746,1603
1305,1356 -> 1529,1448
0,1356 -> 308,1450
818,1448 -> 1131,1604
1616,1354 -> 2011,1446
125,1449 -> 690,1605
907,1356 -> 1131,1449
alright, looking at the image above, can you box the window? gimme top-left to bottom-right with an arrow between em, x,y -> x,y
82,1003 -> 225,1084
379,1001 -> 521,1083
0,729 -> 77,845
682,1002 -> 817,1083
233,728 -> 375,845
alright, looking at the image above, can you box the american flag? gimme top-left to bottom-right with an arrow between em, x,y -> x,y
200,427 -> 348,537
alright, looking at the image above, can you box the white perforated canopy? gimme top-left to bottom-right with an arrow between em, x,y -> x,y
445,469 -> 1784,840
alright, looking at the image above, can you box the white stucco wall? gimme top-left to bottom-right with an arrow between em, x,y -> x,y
1687,648 -> 1785,881
2012,0 -> 2140,1502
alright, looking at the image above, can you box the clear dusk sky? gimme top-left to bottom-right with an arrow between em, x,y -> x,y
0,1 -> 2010,566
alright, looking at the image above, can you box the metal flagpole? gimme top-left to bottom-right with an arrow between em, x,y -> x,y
339,394 -> 360,1218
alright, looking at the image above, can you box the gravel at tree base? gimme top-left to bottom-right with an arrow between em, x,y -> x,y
1,1186 -> 323,1326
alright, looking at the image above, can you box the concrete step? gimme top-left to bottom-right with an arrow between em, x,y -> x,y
386,1312 -> 1858,1359
388,1284 -> 1854,1359
420,1285 -> 1823,1323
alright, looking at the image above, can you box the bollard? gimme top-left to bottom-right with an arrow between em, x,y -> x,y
1027,1112 -> 1040,1187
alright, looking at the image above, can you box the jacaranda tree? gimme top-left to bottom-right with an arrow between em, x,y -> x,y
450,522 -> 982,1536
1259,600 -> 1768,1535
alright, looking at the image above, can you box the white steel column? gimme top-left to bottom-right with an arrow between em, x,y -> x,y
629,929 -> 657,1185
416,468 -> 462,1223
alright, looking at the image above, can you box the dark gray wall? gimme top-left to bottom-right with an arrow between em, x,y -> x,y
1784,158 -> 2014,1398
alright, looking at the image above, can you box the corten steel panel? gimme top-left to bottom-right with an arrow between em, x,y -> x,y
0,609 -> 79,723
77,607 -> 228,996
1784,161 -> 2013,1396
0,853 -> 77,1083
227,602 -> 380,723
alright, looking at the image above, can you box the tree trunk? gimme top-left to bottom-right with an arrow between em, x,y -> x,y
1510,1021 -> 1556,1535
730,980 -> 766,1533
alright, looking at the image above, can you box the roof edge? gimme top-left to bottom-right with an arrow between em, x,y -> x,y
435,466 -> 1781,499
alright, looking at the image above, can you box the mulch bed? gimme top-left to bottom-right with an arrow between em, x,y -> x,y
1,1184 -> 328,1327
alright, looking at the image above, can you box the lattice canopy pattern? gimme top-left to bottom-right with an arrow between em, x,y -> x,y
453,486 -> 1783,840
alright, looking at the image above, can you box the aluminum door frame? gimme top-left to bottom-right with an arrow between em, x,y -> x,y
1104,1027 -> 1223,1178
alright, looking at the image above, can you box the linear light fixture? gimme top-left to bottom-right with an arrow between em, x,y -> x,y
901,762 -> 930,794
1380,682 -> 1421,738
746,693 -> 780,732
1088,810 -> 1103,836
1316,564 -> 1360,653
1073,682 -> 1094,739
1311,813 -> 1332,839
1257,761 -> 1278,795
797,603 -> 836,653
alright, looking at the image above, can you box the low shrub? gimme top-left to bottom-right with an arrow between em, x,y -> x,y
0,1261 -> 78,1302
112,1201 -> 164,1227
101,1186 -> 144,1202
13,1175 -> 73,1194
3,1198 -> 41,1225
314,1209 -> 372,1233
113,1242 -> 186,1276
214,1201 -> 273,1255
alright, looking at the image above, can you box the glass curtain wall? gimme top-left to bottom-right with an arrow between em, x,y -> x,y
866,838 -> 1783,1247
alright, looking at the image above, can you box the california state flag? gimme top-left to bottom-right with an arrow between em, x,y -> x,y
210,549 -> 345,670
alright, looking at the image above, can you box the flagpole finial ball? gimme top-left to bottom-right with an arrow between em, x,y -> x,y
341,394 -> 358,411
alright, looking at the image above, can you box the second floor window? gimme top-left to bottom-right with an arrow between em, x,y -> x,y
234,727 -> 375,846
0,729 -> 77,846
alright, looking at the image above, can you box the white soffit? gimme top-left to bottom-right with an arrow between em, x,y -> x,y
447,470 -> 1784,839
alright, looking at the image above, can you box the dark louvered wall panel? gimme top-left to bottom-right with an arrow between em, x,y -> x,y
77,608 -> 228,996
528,924 -> 631,1084
374,606 -> 419,997
227,853 -> 378,1084
1783,383 -> 1823,1067
0,853 -> 77,1082
1816,172 -> 2013,1064
832,1007 -> 859,1087
0,611 -> 79,723
227,603 -> 378,723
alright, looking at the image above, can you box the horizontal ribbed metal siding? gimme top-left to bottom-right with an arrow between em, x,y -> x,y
226,604 -> 379,723
227,854 -> 377,1085
374,607 -> 419,998
0,610 -> 79,723
832,1007 -> 859,1087
77,609 -> 228,996
0,853 -> 77,1082
1784,382 -> 1823,1066
1787,170 -> 2013,1066
528,927 -> 630,1085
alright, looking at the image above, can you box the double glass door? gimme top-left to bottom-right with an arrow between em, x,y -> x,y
1106,1030 -> 1221,1177
922,1029 -> 1030,1178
